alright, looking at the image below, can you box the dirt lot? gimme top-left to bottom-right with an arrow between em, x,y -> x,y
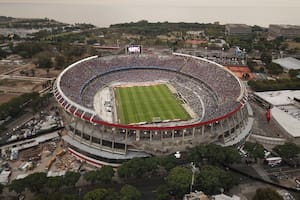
0,93 -> 19,104
286,42 -> 300,49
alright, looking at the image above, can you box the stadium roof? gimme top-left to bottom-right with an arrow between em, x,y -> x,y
272,57 -> 300,71
254,90 -> 300,106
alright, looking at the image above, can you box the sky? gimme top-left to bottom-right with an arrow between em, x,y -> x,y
0,0 -> 299,27
0,0 -> 300,7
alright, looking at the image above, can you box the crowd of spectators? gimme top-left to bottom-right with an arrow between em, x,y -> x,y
57,54 -> 243,124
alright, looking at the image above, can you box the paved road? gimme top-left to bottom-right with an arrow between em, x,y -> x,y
250,101 -> 285,138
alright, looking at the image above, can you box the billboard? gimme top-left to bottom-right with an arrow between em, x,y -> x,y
127,45 -> 142,54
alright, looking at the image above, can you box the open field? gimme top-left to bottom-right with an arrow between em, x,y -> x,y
286,41 -> 300,49
115,84 -> 191,124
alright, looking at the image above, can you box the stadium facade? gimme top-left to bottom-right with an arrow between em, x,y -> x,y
54,53 -> 253,167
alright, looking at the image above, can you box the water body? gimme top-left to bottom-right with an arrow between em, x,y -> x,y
0,2 -> 299,27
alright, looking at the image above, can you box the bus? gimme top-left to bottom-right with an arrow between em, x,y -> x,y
265,157 -> 282,167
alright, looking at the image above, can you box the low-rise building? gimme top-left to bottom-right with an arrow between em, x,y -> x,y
272,57 -> 300,72
253,90 -> 300,144
211,194 -> 240,200
183,191 -> 209,200
269,24 -> 300,38
225,24 -> 252,36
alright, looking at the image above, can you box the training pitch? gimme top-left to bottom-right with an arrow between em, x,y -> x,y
114,84 -> 191,124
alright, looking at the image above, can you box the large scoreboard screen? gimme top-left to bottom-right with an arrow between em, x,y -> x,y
127,45 -> 142,54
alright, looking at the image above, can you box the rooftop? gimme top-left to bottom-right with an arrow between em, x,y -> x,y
270,24 -> 300,29
226,24 -> 250,28
272,57 -> 300,70
254,90 -> 300,106
254,90 -> 300,138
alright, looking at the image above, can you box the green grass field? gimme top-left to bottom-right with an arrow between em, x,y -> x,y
115,84 -> 191,124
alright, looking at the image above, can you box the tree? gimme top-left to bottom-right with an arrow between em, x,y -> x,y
118,157 -> 158,179
32,192 -> 79,200
84,188 -> 119,200
155,155 -> 177,171
188,144 -> 241,165
0,183 -> 3,194
9,179 -> 25,194
223,147 -> 241,164
13,42 -> 48,58
120,185 -> 141,200
63,171 -> 80,187
244,142 -> 265,161
35,53 -> 53,68
55,55 -> 66,69
261,52 -> 272,65
0,48 -> 7,59
273,143 -> 300,159
25,172 -> 47,192
10,172 -> 47,193
46,176 -> 64,191
167,166 -> 192,196
195,165 -> 237,195
84,166 -> 114,183
253,188 -> 283,200
266,63 -> 283,75
288,69 -> 300,79
84,166 -> 114,184
155,185 -> 170,200
99,165 -> 114,183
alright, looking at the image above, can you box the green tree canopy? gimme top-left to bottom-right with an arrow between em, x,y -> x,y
55,55 -> 66,69
155,185 -> 170,200
63,171 -> 80,187
10,172 -> 47,193
84,166 -> 114,184
273,143 -> 300,159
248,79 -> 300,92
46,176 -> 64,192
188,144 -> 241,165
120,185 -> 141,200
195,165 -> 237,195
154,155 -> 177,171
244,142 -> 265,160
13,42 -> 48,58
266,63 -> 283,75
261,52 -> 272,65
84,188 -> 119,200
118,157 -> 158,179
24,172 -> 47,192
0,183 -> 3,194
35,52 -> 53,68
167,166 -> 192,196
252,188 -> 283,200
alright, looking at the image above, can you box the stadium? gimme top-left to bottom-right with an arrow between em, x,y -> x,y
53,52 -> 253,167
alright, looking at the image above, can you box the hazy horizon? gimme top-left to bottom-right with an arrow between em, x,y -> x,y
0,0 -> 299,27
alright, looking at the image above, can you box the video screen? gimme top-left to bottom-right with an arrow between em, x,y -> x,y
127,46 -> 141,53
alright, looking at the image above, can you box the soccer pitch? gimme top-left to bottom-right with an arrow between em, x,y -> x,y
114,84 -> 191,124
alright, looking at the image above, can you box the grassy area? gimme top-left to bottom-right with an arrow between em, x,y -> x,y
115,84 -> 191,124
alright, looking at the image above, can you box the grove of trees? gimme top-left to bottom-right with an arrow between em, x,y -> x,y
83,185 -> 140,200
273,143 -> 300,160
252,188 -> 283,200
248,79 -> 300,92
